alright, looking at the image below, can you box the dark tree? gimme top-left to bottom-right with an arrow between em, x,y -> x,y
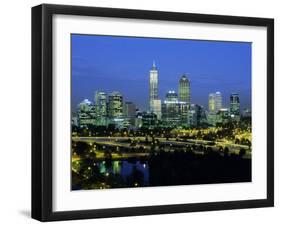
75,141 -> 90,156
223,147 -> 230,157
239,148 -> 246,158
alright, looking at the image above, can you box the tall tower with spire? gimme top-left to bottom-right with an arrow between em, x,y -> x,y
149,61 -> 158,101
149,61 -> 161,119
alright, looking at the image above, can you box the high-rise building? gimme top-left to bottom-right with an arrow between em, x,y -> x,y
188,105 -> 198,127
150,99 -> 162,120
123,101 -> 136,126
207,112 -> 217,126
94,91 -> 107,125
149,61 -> 158,101
208,92 -> 222,126
108,91 -> 123,118
209,91 -> 222,113
216,108 -> 230,124
209,93 -> 216,113
162,91 -> 181,126
161,90 -> 190,126
141,112 -> 157,128
77,99 -> 95,127
215,91 -> 222,112
179,103 -> 189,125
149,61 -> 162,119
230,93 -> 240,117
123,101 -> 136,118
179,74 -> 190,105
135,111 -> 143,128
188,104 -> 207,127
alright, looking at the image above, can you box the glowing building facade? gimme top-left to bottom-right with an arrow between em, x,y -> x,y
230,93 -> 240,117
179,74 -> 190,106
149,61 -> 162,119
94,91 -> 107,125
209,92 -> 222,113
108,91 -> 123,118
209,93 -> 216,113
162,90 -> 189,126
215,91 -> 222,112
77,99 -> 95,127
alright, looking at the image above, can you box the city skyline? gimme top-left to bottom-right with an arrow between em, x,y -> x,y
72,65 -> 247,117
71,34 -> 252,190
72,63 -> 248,114
73,68 -> 245,129
72,34 -> 252,112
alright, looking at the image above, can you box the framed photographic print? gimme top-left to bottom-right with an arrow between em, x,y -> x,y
32,4 -> 274,221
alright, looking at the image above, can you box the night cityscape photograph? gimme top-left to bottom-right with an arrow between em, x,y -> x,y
71,34 -> 252,190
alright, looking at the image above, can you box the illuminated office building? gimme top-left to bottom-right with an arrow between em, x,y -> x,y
209,91 -> 222,113
141,112 -> 157,128
162,91 -> 180,126
209,93 -> 216,113
188,104 -> 207,127
215,91 -> 222,112
77,99 -> 95,127
94,91 -> 107,125
108,91 -> 123,118
179,74 -> 190,106
149,61 -> 161,119
230,93 -> 240,119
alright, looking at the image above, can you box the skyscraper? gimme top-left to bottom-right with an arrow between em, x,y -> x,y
123,101 -> 136,126
188,104 -> 198,127
162,91 -> 181,126
123,102 -> 136,118
188,104 -> 207,127
149,61 -> 158,101
150,99 -> 162,119
179,74 -> 190,105
209,92 -> 222,113
209,93 -> 216,113
108,91 -> 123,118
77,99 -> 95,127
141,112 -> 157,128
208,92 -> 222,126
95,91 -> 107,125
215,91 -> 222,112
149,61 -> 161,119
230,93 -> 240,117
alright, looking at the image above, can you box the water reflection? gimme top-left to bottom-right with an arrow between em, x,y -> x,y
98,160 -> 149,186
72,151 -> 251,190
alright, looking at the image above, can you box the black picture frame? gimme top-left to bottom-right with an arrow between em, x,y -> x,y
32,3 -> 274,222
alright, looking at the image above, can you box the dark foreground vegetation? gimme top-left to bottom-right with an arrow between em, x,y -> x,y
72,149 -> 251,190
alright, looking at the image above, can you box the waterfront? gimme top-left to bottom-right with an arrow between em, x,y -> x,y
72,128 -> 252,190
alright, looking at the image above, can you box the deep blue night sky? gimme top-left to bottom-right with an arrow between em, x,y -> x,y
71,34 -> 251,112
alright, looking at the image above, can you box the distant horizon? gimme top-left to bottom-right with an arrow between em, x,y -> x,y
72,34 -> 252,112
